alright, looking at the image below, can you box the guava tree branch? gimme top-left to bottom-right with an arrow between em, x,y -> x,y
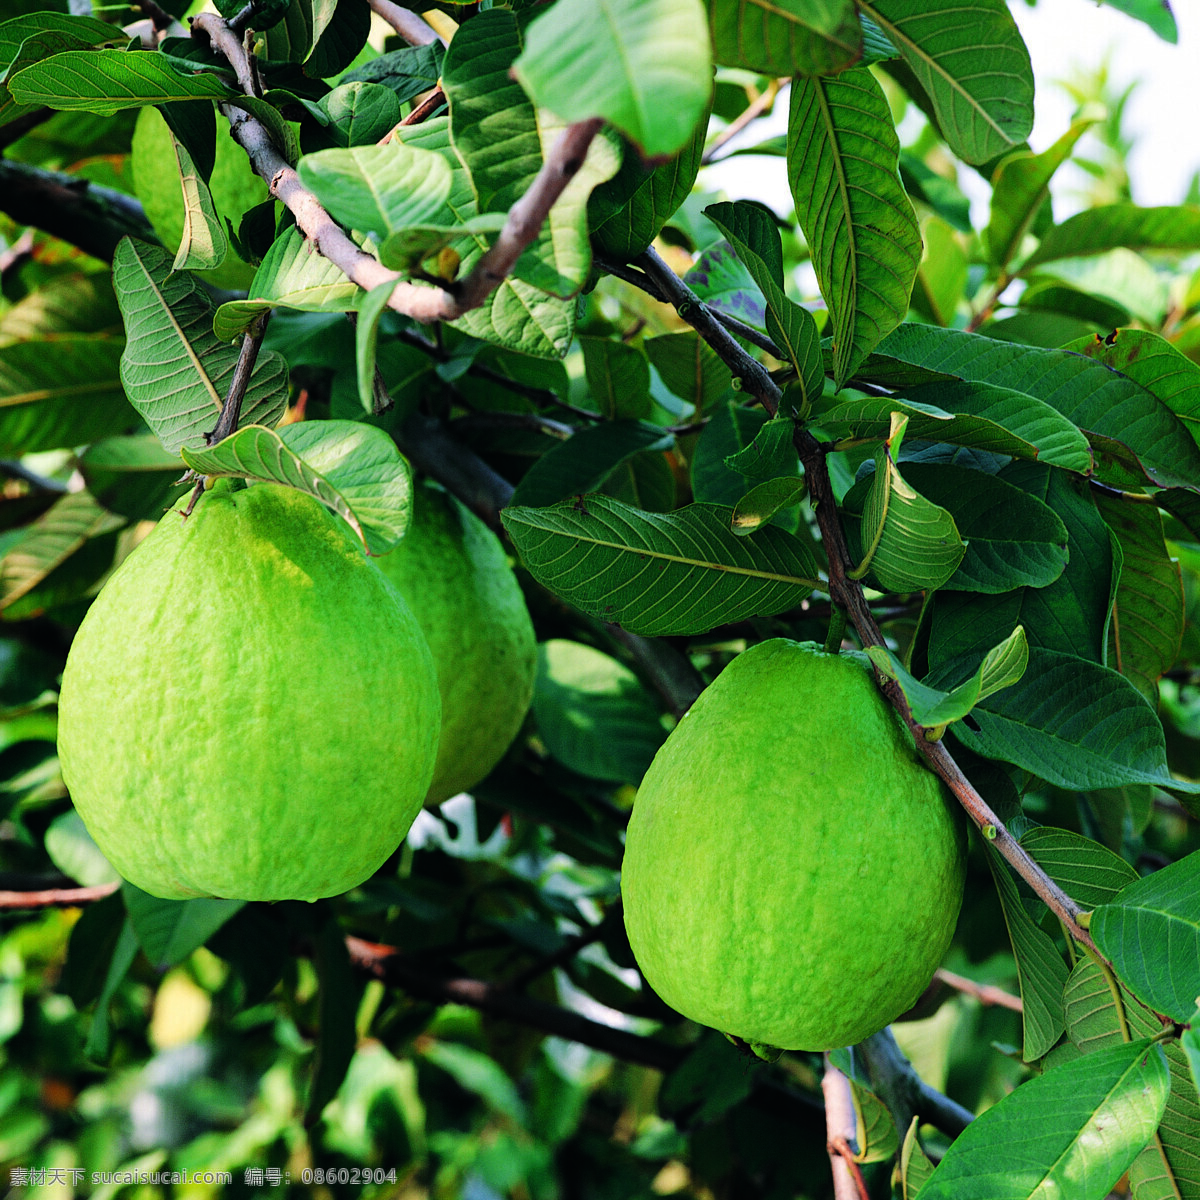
0,881 -> 119,909
823,1059 -> 870,1200
933,968 -> 1023,1012
611,251 -> 1093,945
193,13 -> 602,326
0,160 -> 157,261
207,310 -> 270,444
365,0 -> 445,46
857,1028 -> 974,1141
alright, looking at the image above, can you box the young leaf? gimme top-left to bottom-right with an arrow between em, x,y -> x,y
985,846 -> 1068,1061
1094,490 -> 1183,703
511,421 -> 674,509
1092,852 -> 1200,1022
854,413 -> 966,592
703,200 -> 824,406
899,1117 -> 935,1198
730,477 -> 807,535
9,48 -> 233,115
180,421 -> 414,556
706,0 -> 861,76
354,280 -> 394,413
501,495 -> 822,637
122,883 -> 244,971
866,624 -> 1028,729
167,127 -> 228,273
954,647 -> 1200,794
858,0 -> 1032,165
1026,204 -> 1200,270
532,639 -> 666,784
916,1038 -> 1169,1199
0,335 -> 131,455
513,0 -> 712,158
812,381 -> 1093,474
787,68 -> 921,387
113,239 -> 289,454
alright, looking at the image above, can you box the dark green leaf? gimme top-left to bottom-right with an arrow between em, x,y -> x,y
122,883 -> 244,970
1092,853 -> 1200,1022
725,416 -> 798,481
731,477 -> 807,535
644,332 -> 733,411
501,495 -> 821,637
706,0 -> 861,77
580,337 -> 652,420
307,918 -> 363,1122
341,41 -> 444,105
788,68 -> 922,386
1027,205 -> 1200,269
691,401 -> 770,507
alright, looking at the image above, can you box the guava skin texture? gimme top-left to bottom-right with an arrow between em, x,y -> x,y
621,639 -> 966,1052
56,482 -> 441,902
374,483 -> 537,805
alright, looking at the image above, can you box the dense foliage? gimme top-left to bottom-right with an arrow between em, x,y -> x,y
0,0 -> 1198,1196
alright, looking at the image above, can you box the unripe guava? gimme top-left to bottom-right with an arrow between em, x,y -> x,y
621,639 -> 966,1051
374,483 -> 536,805
56,481 -> 441,902
131,106 -> 269,290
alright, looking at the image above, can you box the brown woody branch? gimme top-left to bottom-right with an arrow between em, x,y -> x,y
933,968 -> 1023,1013
366,0 -> 445,46
0,882 -> 119,910
823,1058 -> 870,1200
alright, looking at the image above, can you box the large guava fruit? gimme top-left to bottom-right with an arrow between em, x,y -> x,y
130,106 -> 269,291
374,483 -> 536,805
621,639 -> 966,1051
56,481 -> 441,902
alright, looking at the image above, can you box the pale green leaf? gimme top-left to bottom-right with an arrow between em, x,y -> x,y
788,68 -> 921,387
113,239 -> 289,455
167,126 -> 227,274
730,477 -> 807,535
1027,205 -> 1200,269
501,495 -> 821,637
514,0 -> 712,158
354,281 -> 394,414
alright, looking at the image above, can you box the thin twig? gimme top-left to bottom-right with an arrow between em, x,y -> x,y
823,1059 -> 869,1200
366,0 -> 445,45
703,79 -> 783,165
135,0 -> 176,32
399,88 -> 446,126
449,411 -> 575,441
207,311 -> 270,445
0,882 -> 119,910
934,968 -> 1023,1013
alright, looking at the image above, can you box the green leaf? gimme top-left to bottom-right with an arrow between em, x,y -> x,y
532,639 -> 666,784
0,335 -> 132,455
812,381 -> 1093,474
83,917 -> 139,1063
44,811 -> 119,888
79,434 -> 189,523
984,112 -> 1099,271
112,239 -> 289,455
589,118 -> 708,259
985,846 -> 1069,1061
899,1117 -> 936,1198
706,0 -> 861,76
848,1075 -> 899,1164
422,1039 -> 526,1124
644,332 -> 733,411
788,68 -> 922,387
180,421 -> 413,556
858,0 -> 1032,165
703,200 -> 823,407
513,0 -> 712,158
1094,491 -> 1183,703
866,625 -> 1028,729
1092,853 -> 1200,1022
730,477 -> 807,535
691,401 -> 770,506
894,463 -> 1070,594
916,1039 -> 1169,1199
296,141 -> 453,239
1095,0 -> 1176,40
341,41 -> 444,106
213,226 -> 364,339
511,421 -> 673,509
929,463 -> 1114,666
1020,828 -> 1138,910
912,214 -> 967,326
354,281 -> 393,413
166,125 -> 227,273
725,416 -> 798,481
307,919 -> 362,1123
312,81 -> 401,149
9,48 -> 233,114
854,413 -> 966,592
1074,329 -> 1200,454
1026,205 -> 1200,269
122,883 -> 243,970
0,492 -> 124,616
877,324 -> 1200,491
1034,251 -> 1169,329
954,647 -> 1200,794
501,495 -> 821,637
581,336 -> 652,420
684,241 -> 767,329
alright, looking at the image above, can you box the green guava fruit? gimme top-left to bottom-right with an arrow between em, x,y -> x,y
56,481 -> 441,902
373,483 -> 537,805
130,106 -> 269,291
621,639 -> 966,1051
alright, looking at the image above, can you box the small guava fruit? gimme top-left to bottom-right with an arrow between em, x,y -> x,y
621,639 -> 966,1051
130,107 -> 269,290
56,481 -> 441,902
373,483 -> 537,805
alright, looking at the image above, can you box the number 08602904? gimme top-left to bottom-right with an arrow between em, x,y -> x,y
302,1168 -> 399,1185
